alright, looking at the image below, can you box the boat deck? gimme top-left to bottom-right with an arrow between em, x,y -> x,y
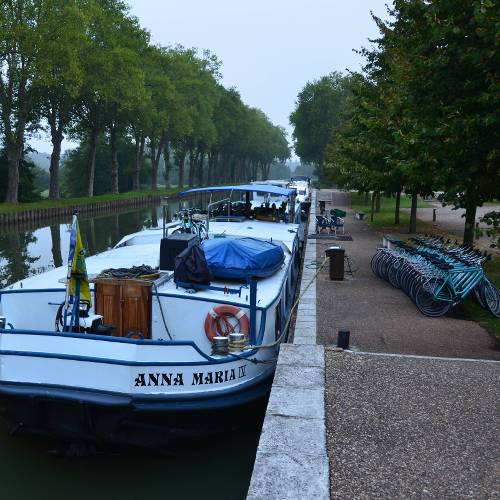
4,219 -> 299,310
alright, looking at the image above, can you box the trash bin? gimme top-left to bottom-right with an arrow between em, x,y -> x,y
325,246 -> 345,280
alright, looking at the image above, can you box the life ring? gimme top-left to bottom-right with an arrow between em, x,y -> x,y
204,305 -> 250,341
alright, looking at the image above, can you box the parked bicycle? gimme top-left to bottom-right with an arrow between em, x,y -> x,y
371,235 -> 500,318
172,208 -> 209,240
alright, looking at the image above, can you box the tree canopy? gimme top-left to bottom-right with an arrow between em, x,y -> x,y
291,0 -> 499,246
0,0 -> 290,203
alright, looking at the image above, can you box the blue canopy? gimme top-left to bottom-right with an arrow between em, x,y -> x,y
201,237 -> 285,279
180,184 -> 296,198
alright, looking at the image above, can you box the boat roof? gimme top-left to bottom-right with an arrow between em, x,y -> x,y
181,184 -> 296,197
251,180 -> 289,187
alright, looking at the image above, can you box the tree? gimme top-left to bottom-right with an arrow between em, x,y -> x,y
290,72 -> 350,183
0,0 -> 48,203
35,0 -> 87,199
73,0 -> 147,196
370,0 -> 500,244
0,149 -> 41,202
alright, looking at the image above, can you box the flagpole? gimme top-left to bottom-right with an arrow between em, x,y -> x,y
63,211 -> 78,330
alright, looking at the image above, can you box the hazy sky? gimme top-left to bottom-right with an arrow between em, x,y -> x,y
30,0 -> 391,155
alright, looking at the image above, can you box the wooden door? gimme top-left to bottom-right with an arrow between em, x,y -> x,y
121,281 -> 151,339
94,281 -> 121,334
94,279 -> 151,339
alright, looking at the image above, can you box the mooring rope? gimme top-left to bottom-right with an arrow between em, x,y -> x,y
245,255 -> 328,352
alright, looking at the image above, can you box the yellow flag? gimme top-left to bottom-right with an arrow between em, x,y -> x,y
68,216 -> 91,306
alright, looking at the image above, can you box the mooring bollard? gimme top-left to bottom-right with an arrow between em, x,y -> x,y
337,329 -> 350,349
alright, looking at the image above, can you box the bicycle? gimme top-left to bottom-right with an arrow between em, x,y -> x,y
371,237 -> 499,317
172,208 -> 209,240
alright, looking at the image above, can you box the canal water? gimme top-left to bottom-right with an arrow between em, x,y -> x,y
0,201 -> 264,499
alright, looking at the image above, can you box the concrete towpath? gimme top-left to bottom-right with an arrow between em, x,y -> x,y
325,351 -> 500,499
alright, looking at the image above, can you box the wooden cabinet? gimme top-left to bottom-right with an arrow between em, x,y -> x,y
94,279 -> 152,339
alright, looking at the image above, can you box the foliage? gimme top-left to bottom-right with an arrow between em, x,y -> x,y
295,0 -> 499,245
61,137 -> 151,197
479,211 -> 500,248
290,72 -> 350,182
0,151 -> 41,202
33,166 -> 50,192
0,0 -> 290,203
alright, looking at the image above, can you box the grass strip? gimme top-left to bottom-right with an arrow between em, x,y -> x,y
0,187 -> 183,214
349,192 -> 431,230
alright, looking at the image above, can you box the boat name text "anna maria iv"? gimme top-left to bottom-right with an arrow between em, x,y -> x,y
134,365 -> 247,387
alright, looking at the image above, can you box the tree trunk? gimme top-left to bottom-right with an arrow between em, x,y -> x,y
230,158 -> 236,183
394,191 -> 401,225
207,151 -> 214,183
163,141 -> 171,188
4,86 -> 29,204
375,192 -> 381,212
5,145 -> 22,204
49,129 -> 63,199
210,153 -> 220,184
409,192 -> 418,233
178,150 -> 186,187
197,150 -> 204,186
133,135 -> 145,191
86,127 -> 99,197
364,192 -> 370,204
150,134 -> 166,191
110,126 -> 119,194
188,149 -> 196,187
463,204 -> 477,248
370,191 -> 375,222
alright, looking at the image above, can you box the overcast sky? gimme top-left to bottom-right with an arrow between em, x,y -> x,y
30,0 -> 391,155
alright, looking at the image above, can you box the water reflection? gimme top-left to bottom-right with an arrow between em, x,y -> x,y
0,200 -> 181,288
0,231 -> 39,288
50,225 -> 63,268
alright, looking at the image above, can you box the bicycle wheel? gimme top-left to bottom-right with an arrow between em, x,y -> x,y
370,251 -> 383,277
481,279 -> 500,318
415,280 -> 453,317
377,253 -> 392,281
387,260 -> 401,288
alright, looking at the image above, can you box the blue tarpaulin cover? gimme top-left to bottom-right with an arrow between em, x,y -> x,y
201,237 -> 285,279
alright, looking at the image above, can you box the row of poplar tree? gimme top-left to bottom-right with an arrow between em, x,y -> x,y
0,0 -> 290,203
290,0 -> 499,246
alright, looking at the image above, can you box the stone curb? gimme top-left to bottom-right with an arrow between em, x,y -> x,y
247,191 -> 329,500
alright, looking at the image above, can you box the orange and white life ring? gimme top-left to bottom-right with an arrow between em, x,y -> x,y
204,305 -> 250,341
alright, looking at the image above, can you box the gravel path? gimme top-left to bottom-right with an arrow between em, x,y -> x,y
315,190 -> 499,360
325,351 -> 500,499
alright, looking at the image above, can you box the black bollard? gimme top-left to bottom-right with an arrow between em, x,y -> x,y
432,208 -> 437,222
337,329 -> 350,349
